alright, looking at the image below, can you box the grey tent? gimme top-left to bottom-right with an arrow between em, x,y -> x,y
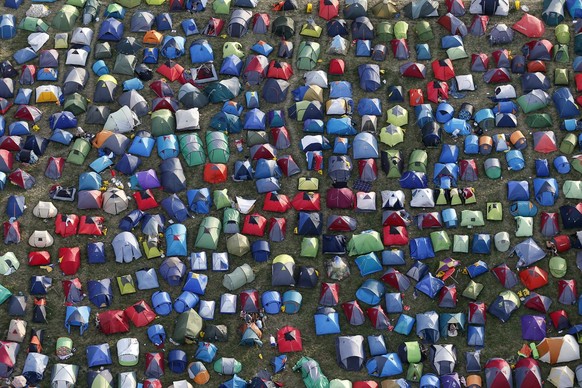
353,132 -> 379,159
160,158 -> 187,193
118,91 -> 149,118
430,344 -> 457,375
113,54 -> 137,76
228,9 -> 252,38
112,231 -> 142,263
116,37 -> 143,56
131,11 -> 155,32
178,83 -> 209,108
103,188 -> 128,215
51,364 -> 78,387
469,0 -> 509,15
86,105 -> 110,125
489,24 -> 514,45
511,238 -> 546,268
38,50 -> 58,68
328,156 -> 353,183
465,351 -> 481,372
70,27 -> 93,46
223,264 -> 255,291
136,268 -> 160,290
63,68 -> 88,96
22,352 -> 49,385
416,311 -> 440,344
65,48 -> 89,67
176,108 -> 200,131
94,42 -> 113,59
402,0 -> 439,19
336,335 -> 365,371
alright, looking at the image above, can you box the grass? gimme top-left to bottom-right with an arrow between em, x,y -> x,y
0,0 -> 580,386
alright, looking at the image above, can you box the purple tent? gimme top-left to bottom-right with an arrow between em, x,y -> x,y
132,169 -> 161,190
521,315 -> 546,341
440,373 -> 461,388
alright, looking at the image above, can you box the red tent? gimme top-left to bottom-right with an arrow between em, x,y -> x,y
250,144 -> 277,160
484,358 -> 512,388
382,210 -> 412,227
540,212 -> 559,237
445,0 -> 465,15
8,169 -> 35,189
28,251 -> 50,266
59,247 -> 80,275
327,215 -> 356,231
125,300 -> 157,327
203,163 -> 227,183
276,155 -> 300,176
291,192 -> 320,211
514,358 -> 542,388
354,382 -> 379,388
468,301 -> 486,325
524,292 -> 552,313
78,216 -> 104,236
426,81 -> 449,103
0,149 -> 13,172
382,225 -> 409,246
145,352 -> 165,379
558,279 -> 577,304
576,73 -> 582,92
409,88 -> 424,106
270,126 -> 290,149
341,300 -> 365,325
203,18 -> 224,37
133,190 -> 159,211
0,341 -> 18,378
157,61 -> 185,82
143,380 -> 163,388
417,212 -> 442,229
269,217 -> 286,241
3,220 -> 20,244
45,157 -> 65,180
169,0 -> 184,10
381,268 -> 410,292
150,80 -> 174,98
491,264 -> 517,289
431,59 -> 455,81
329,59 -> 345,75
319,0 -> 339,20
277,326 -> 303,352
527,60 -> 546,73
14,105 -> 42,122
469,15 -> 489,36
483,68 -> 511,83
98,310 -> 130,335
471,53 -> 489,72
0,137 -> 21,152
319,283 -> 339,306
267,61 -> 293,80
326,187 -> 355,209
438,285 -> 458,308
62,278 -> 84,303
242,214 -> 267,236
55,214 -> 79,237
263,192 -> 291,213
519,266 -> 548,290
152,97 -> 179,112
437,13 -> 467,36
400,62 -> 426,79
367,305 -> 389,329
492,49 -> 511,67
239,289 -> 259,312
549,309 -> 571,330
533,131 -> 557,153
252,13 -> 270,31
522,40 -> 553,60
512,13 -> 545,38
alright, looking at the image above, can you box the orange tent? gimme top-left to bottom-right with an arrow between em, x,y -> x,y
143,30 -> 163,45
203,163 -> 227,183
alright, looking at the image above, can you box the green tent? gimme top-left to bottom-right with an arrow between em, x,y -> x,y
179,134 -> 205,167
572,157 -> 582,174
173,309 -> 204,344
293,357 -> 329,388
460,210 -> 485,227
195,216 -> 221,250
453,235 -> 469,253
301,237 -> 319,258
223,208 -> 240,234
563,180 -> 582,199
113,54 -> 137,76
450,188 -> 463,205
517,91 -> 549,113
213,189 -> 231,209
151,110 -> 176,137
415,21 -> 433,42
300,21 -> 323,38
385,150 -> 403,178
406,363 -> 423,382
0,284 -> 12,304
486,202 -> 503,221
214,358 -> 242,375
515,216 -> 533,237
63,93 -> 88,115
18,17 -> 49,32
554,68 -> 569,85
435,189 -> 448,206
462,280 -> 483,300
526,113 -> 552,128
226,233 -> 250,257
347,230 -> 383,256
206,131 -> 230,163
447,46 -> 468,60
371,0 -> 397,18
380,125 -> 405,147
553,44 -> 570,63
402,342 -> 421,363
408,150 -> 428,173
555,24 -> 570,44
116,0 -> 141,8
223,42 -> 244,58
296,41 -> 321,71
394,21 -> 408,39
223,263 -> 255,291
213,0 -> 232,14
247,131 -> 269,147
330,379 -> 351,388
561,133 -> 577,154
104,3 -> 123,15
272,16 -> 295,40
52,5 -> 80,31
549,256 -> 567,278
67,138 -> 91,165
430,231 -> 451,252
376,22 -> 394,42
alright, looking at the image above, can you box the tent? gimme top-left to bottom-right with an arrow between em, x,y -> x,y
336,336 -> 365,371
538,335 -> 580,364
402,0 -> 439,18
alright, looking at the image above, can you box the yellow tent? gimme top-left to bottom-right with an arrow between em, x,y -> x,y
117,275 -> 137,295
145,0 -> 165,4
36,85 -> 62,103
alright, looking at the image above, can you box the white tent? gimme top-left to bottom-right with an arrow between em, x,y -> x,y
455,74 -> 475,91
117,338 -> 139,366
410,188 -> 435,208
304,70 -> 329,88
112,231 -> 142,263
102,188 -> 129,215
51,364 -> 79,387
70,27 -> 93,46
118,372 -> 138,388
547,366 -> 575,388
27,32 -> 49,52
33,201 -> 57,218
104,106 -> 140,134
176,108 -> 200,131
22,352 -> 49,384
28,230 -> 54,248
327,35 -> 349,55
65,48 -> 89,67
538,335 -> 580,364
220,293 -> 237,314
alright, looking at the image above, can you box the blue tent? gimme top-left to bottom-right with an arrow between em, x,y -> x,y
49,112 -> 77,130
366,354 -> 403,377
467,260 -> 489,278
506,150 -> 525,170
87,279 -> 113,307
181,19 -> 199,36
50,129 -> 73,145
183,272 -> 208,295
414,105 -> 434,129
441,35 -> 463,48
554,155 -> 571,174
416,311 -> 440,343
165,224 -> 188,256
416,43 -> 431,60
439,144 -> 459,163
436,102 -> 454,123
314,307 -> 341,335
433,163 -> 458,188
4,0 -> 22,9
161,194 -> 189,222
156,13 -> 173,31
196,342 -> 217,363
553,87 -> 580,118
168,350 -> 188,373
261,291 -> 281,314
357,98 -> 382,116
129,131 -> 155,157
14,89 -> 32,105
297,212 -> 322,235
6,195 -> 24,218
507,180 -> 529,201
220,55 -> 243,76
535,159 -> 550,177
115,153 -> 141,175
368,335 -> 387,356
98,18 -> 124,41
190,39 -> 213,63
415,274 -> 444,298
87,344 -> 112,368
156,135 -> 179,160
355,253 -> 382,276
358,64 -> 381,92
410,237 -> 435,260
160,257 -> 187,286
210,112 -> 242,133
13,47 -> 37,64
327,117 -> 356,135
382,250 -> 405,266
399,171 -> 428,189
464,135 -> 479,154
152,291 -> 173,316
87,242 -> 106,264
420,374 -> 440,388
147,324 -> 166,347
0,15 -> 16,39
254,160 -> 282,179
474,108 -> 495,128
251,41 -> 273,55
174,291 -> 200,313
467,325 -> 485,347
122,78 -> 143,91
472,233 -> 491,254
444,118 -> 471,136
394,314 -> 415,335
385,293 -> 403,313
37,68 -> 58,81
355,39 -> 371,56
187,188 -> 212,214
220,375 -> 248,388
251,240 -> 271,262
118,209 -> 144,231
333,137 -> 349,154
329,81 -> 353,98
162,36 -> 186,59
533,178 -> 559,206
282,290 -> 302,314
65,305 -> 91,335
30,275 -> 51,295
356,279 -> 385,305
143,48 -> 159,64
244,108 -> 266,130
